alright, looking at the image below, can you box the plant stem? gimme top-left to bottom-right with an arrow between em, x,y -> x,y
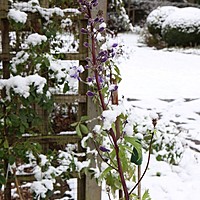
87,5 -> 129,200
129,131 -> 155,195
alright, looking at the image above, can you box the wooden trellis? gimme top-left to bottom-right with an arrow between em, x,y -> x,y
0,0 -> 107,199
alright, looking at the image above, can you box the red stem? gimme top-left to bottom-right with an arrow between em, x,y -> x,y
87,6 -> 129,200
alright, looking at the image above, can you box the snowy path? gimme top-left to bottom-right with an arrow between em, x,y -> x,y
116,33 -> 200,200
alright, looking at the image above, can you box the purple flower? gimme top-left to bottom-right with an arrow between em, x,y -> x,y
84,64 -> 90,69
112,43 -> 118,48
70,73 -> 78,79
85,57 -> 91,62
83,42 -> 89,48
99,18 -> 104,23
99,146 -> 110,152
98,50 -> 106,57
92,1 -> 98,7
84,14 -> 89,19
87,77 -> 93,82
94,17 -> 99,22
91,0 -> 98,4
86,91 -> 95,97
101,56 -> 108,63
98,75 -> 104,83
81,28 -> 88,34
98,27 -> 105,32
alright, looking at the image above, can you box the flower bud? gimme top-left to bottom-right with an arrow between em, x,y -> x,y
83,42 -> 89,47
112,43 -> 118,48
98,27 -> 105,32
86,91 -> 95,97
99,146 -> 110,152
81,28 -> 88,34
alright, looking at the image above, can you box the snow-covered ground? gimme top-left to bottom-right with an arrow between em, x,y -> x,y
114,32 -> 200,200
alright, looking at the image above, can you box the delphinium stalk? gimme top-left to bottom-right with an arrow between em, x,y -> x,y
78,0 -> 129,199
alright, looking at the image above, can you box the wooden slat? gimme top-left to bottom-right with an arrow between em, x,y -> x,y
59,52 -> 88,61
0,53 -> 11,61
0,52 -> 88,61
22,134 -> 80,144
0,11 -> 8,19
53,94 -> 86,104
15,171 -> 83,183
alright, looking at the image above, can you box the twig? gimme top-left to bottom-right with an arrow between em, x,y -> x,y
93,140 -> 118,171
129,131 -> 155,195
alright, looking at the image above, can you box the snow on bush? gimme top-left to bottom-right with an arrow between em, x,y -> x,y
146,6 -> 200,46
146,6 -> 179,35
162,7 -> 200,46
7,9 -> 28,24
26,33 -> 47,46
0,74 -> 46,100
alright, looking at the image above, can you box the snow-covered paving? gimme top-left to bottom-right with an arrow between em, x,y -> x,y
116,32 -> 200,200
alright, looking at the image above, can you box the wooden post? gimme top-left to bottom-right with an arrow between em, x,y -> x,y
1,0 -> 11,199
39,0 -> 49,7
92,0 -> 107,20
84,1 -> 108,200
77,16 -> 88,200
138,165 -> 141,200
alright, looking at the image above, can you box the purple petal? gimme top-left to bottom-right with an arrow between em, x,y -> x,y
83,42 -> 89,47
81,28 -> 88,34
86,91 -> 95,97
84,64 -> 90,69
99,18 -> 104,23
101,56 -> 108,63
85,57 -> 91,62
98,27 -> 105,32
99,146 -> 110,152
91,0 -> 98,3
94,17 -> 99,22
112,43 -> 118,48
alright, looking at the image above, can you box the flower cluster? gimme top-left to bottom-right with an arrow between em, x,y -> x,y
77,0 -> 120,100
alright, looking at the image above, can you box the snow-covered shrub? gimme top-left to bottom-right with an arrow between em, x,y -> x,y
150,130 -> 184,165
107,0 -> 133,32
0,0 -> 82,197
146,6 -> 179,36
162,7 -> 200,46
131,112 -> 185,165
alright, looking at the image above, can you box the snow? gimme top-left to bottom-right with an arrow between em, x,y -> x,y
162,7 -> 200,33
26,33 -> 47,46
7,9 -> 27,24
0,74 -> 46,100
115,32 -> 200,200
147,6 -> 179,29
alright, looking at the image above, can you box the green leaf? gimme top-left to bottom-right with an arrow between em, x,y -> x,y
20,124 -> 25,133
9,155 -> 15,165
71,122 -> 78,127
0,174 -> 6,185
3,139 -> 9,149
101,86 -> 108,95
99,166 -> 113,180
76,125 -> 82,138
63,82 -> 70,93
79,124 -> 88,135
142,190 -> 152,200
131,145 -> 143,165
80,115 -> 89,122
124,136 -> 143,165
